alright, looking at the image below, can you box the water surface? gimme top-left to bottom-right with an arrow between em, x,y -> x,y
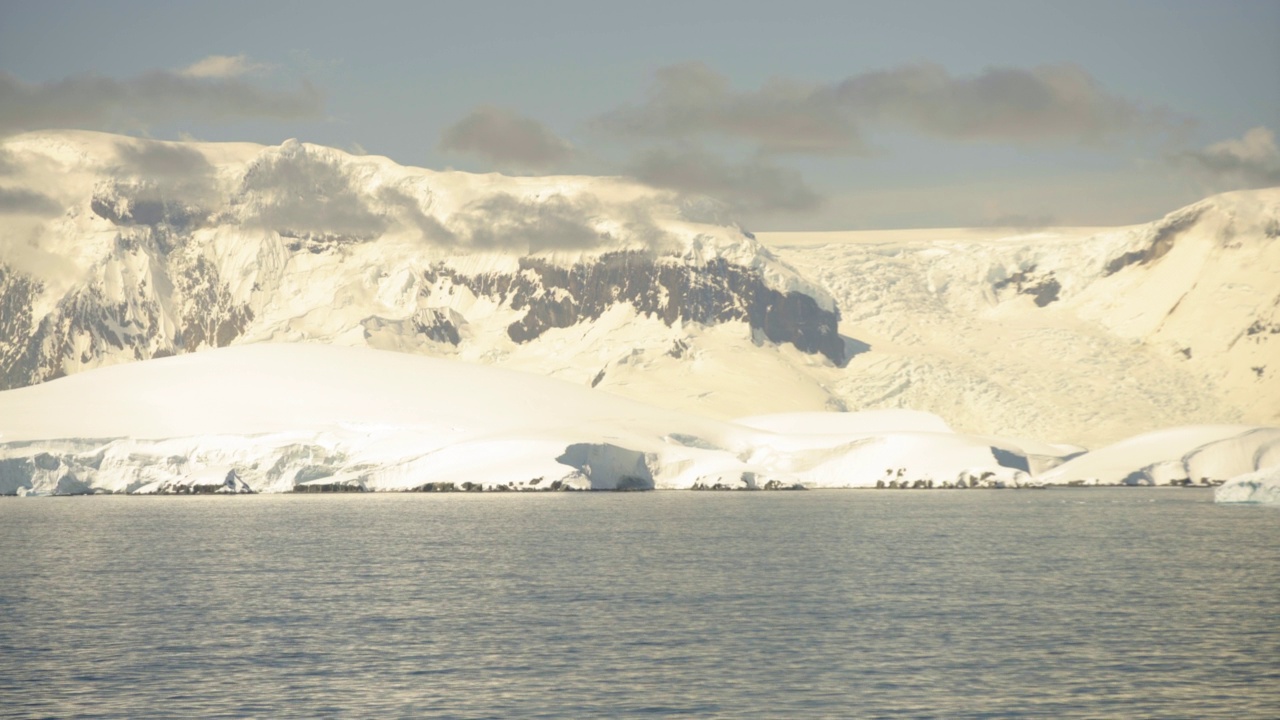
1,489 -> 1276,718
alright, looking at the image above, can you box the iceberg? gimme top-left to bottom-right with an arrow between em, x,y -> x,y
1215,465 -> 1280,504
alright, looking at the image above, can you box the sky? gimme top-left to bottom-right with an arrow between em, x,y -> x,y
1,0 -> 1277,230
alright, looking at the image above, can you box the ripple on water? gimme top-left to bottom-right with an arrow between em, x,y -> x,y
0,488 -> 1277,718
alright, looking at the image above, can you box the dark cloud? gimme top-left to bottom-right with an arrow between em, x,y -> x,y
1175,127 -> 1280,188
457,194 -> 609,252
439,106 -> 574,170
0,187 -> 62,216
833,63 -> 1144,144
114,140 -> 213,178
0,67 -> 323,137
594,62 -> 1154,154
628,147 -> 821,213
594,62 -> 863,154
237,142 -> 386,238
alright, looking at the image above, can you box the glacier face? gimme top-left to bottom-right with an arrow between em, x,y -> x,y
0,344 -> 1058,495
0,131 -> 842,391
4,344 -> 1275,496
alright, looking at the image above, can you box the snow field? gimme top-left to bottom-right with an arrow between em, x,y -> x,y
2,344 -> 1275,495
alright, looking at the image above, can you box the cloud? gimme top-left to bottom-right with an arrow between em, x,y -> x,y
0,63 -> 323,137
594,62 -> 1155,154
594,62 -> 863,154
114,140 -> 213,178
439,106 -> 574,170
0,187 -> 62,216
377,187 -> 458,244
832,63 -> 1144,144
1176,127 -> 1280,188
237,142 -> 386,238
178,54 -> 264,79
0,222 -> 78,282
627,147 -> 821,212
456,194 -> 609,252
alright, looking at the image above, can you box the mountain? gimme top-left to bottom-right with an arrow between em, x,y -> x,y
0,130 -> 842,394
760,187 -> 1280,445
1,130 -> 1278,448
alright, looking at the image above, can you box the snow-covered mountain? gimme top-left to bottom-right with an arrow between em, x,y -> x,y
0,130 -> 841,395
761,187 -> 1280,446
1,130 -> 1277,449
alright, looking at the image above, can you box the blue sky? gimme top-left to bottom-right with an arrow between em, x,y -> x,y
2,0 -> 1277,229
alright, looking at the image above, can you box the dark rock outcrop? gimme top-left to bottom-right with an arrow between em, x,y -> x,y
425,252 -> 844,364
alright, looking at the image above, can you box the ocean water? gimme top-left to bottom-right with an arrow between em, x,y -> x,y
1,488 -> 1276,719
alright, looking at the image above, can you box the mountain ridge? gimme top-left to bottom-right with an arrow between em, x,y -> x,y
1,130 -> 1277,447
0,130 -> 843,390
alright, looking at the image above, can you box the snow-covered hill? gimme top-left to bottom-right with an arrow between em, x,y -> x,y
760,188 -> 1280,446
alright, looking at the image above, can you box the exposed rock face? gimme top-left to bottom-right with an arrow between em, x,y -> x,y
425,253 -> 844,364
1103,206 -> 1204,276
0,233 -> 253,389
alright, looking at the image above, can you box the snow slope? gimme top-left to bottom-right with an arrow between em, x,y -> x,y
760,188 -> 1280,446
0,343 -> 1069,495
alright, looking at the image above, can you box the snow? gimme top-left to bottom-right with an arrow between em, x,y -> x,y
735,409 -> 952,435
1036,425 -> 1280,486
3,130 -> 1277,451
758,187 -> 1280,447
1215,465 -> 1280,504
2,130 -> 1279,492
2,342 -> 1276,496
0,343 -> 1076,495
133,467 -> 253,495
0,129 -> 834,310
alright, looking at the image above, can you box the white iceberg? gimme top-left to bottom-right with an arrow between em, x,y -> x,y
1215,465 -> 1280,504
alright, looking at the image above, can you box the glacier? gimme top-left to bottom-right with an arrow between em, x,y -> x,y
0,343 -> 1066,495
2,343 -> 1276,496
759,188 -> 1280,446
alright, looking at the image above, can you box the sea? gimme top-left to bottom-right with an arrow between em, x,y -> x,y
1,488 -> 1276,719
